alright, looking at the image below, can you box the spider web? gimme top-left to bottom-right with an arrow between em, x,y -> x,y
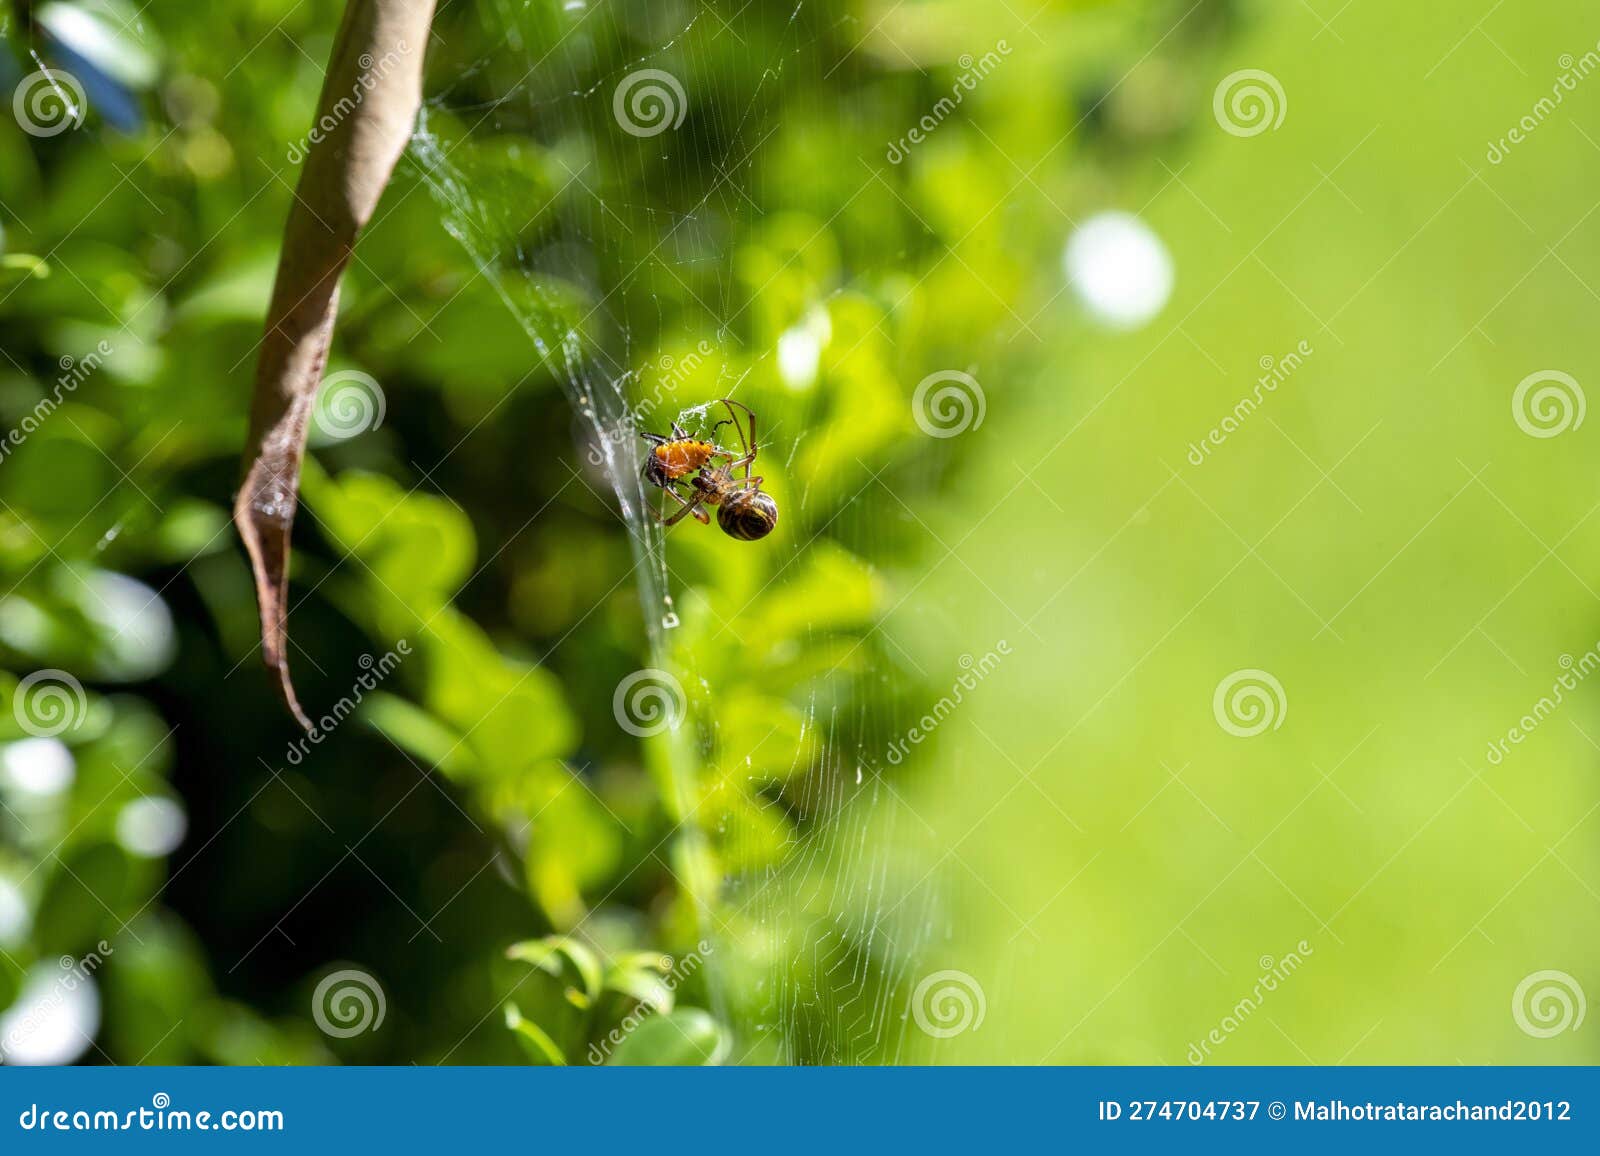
410,0 -> 944,1064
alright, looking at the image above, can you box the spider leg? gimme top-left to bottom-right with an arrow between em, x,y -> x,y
658,483 -> 709,526
717,398 -> 758,478
663,496 -> 709,527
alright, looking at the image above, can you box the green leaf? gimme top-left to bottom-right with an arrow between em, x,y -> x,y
360,692 -> 478,780
504,1003 -> 566,1066
505,936 -> 602,1004
606,1008 -> 730,1066
1,254 -> 50,282
602,965 -> 674,1014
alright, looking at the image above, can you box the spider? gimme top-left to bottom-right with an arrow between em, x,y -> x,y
640,398 -> 778,540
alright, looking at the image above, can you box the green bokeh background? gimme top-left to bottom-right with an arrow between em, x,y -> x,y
902,0 -> 1600,1062
0,0 -> 1595,1065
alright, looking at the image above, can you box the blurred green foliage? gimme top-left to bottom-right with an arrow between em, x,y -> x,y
0,0 -> 1239,1065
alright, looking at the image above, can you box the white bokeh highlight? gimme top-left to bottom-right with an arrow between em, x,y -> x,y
115,796 -> 188,858
0,966 -> 100,1066
0,738 -> 76,798
1063,211 -> 1174,330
